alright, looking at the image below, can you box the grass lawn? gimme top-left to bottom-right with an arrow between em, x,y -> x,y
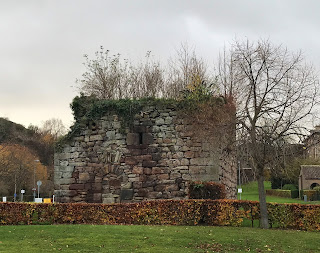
0,224 -> 319,252
238,181 -> 320,204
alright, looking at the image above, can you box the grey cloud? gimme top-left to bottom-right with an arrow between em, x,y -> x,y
1,0 -> 320,127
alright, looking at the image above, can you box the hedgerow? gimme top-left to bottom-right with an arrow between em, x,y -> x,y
0,200 -> 319,231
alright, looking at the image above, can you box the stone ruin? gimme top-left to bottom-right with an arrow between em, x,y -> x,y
54,100 -> 237,203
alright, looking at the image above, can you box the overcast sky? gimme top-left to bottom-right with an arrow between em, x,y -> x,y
1,0 -> 320,129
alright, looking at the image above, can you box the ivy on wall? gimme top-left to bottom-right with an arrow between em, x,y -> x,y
56,88 -> 234,151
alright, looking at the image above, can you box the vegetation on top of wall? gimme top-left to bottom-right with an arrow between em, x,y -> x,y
56,83 -> 233,151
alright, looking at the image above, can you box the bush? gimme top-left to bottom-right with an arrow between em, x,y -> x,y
291,190 -> 299,199
301,190 -> 318,201
283,184 -> 297,191
188,181 -> 226,200
0,200 -> 319,231
270,176 -> 293,189
266,189 -> 291,198
266,189 -> 299,199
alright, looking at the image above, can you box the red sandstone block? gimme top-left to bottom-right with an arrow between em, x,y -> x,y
69,184 -> 85,190
163,138 -> 172,144
166,184 -> 179,191
158,174 -> 169,180
142,160 -> 157,167
132,182 -> 142,188
184,151 -> 194,158
69,190 -> 77,197
152,167 -> 163,174
143,167 -> 152,174
132,166 -> 144,174
109,179 -> 121,187
139,174 -> 147,182
125,157 -> 138,165
135,154 -> 152,162
137,188 -> 148,197
130,149 -> 142,156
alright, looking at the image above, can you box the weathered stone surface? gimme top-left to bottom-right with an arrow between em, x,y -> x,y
102,197 -> 115,204
132,166 -> 144,174
120,189 -> 134,200
137,188 -> 148,197
158,174 -> 169,180
155,118 -> 165,125
126,133 -> 139,145
142,160 -> 157,168
125,157 -> 138,165
54,102 -> 236,203
90,135 -> 103,141
70,184 -> 85,190
109,179 -> 121,187
79,172 -> 90,182
142,133 -> 153,145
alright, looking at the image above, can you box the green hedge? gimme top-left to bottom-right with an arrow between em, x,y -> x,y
266,189 -> 291,198
282,184 -> 297,191
291,190 -> 299,198
0,200 -> 320,231
300,190 -> 319,201
266,189 -> 299,199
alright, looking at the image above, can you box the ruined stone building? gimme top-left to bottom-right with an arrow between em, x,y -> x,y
54,96 -> 237,203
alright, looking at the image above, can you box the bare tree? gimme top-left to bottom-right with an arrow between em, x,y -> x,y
77,47 -> 131,99
219,39 -> 319,228
77,44 -> 217,99
166,42 -> 215,98
41,118 -> 67,140
77,47 -> 166,99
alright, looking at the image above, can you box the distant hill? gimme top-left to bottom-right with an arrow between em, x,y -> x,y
0,117 -> 53,167
0,117 -> 35,144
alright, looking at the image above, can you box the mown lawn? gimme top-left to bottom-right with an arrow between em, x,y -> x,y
238,181 -> 320,204
0,224 -> 319,252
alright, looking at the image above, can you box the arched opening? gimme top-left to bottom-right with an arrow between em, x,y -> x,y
310,183 -> 319,189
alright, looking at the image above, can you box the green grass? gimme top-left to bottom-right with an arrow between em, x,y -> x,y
0,224 -> 319,252
238,181 -> 320,204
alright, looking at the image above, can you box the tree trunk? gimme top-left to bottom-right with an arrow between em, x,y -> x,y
257,173 -> 269,229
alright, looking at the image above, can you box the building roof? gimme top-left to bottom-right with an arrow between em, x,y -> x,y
300,165 -> 320,179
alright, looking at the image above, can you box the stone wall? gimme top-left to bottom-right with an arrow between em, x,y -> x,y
54,103 -> 237,203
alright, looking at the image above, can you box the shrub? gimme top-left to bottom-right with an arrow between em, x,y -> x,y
291,190 -> 299,199
301,190 -> 318,201
0,200 -> 319,231
283,184 -> 297,191
189,181 -> 226,200
270,176 -> 293,189
266,189 -> 291,198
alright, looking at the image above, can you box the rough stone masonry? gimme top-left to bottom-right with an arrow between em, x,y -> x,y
54,102 -> 237,203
